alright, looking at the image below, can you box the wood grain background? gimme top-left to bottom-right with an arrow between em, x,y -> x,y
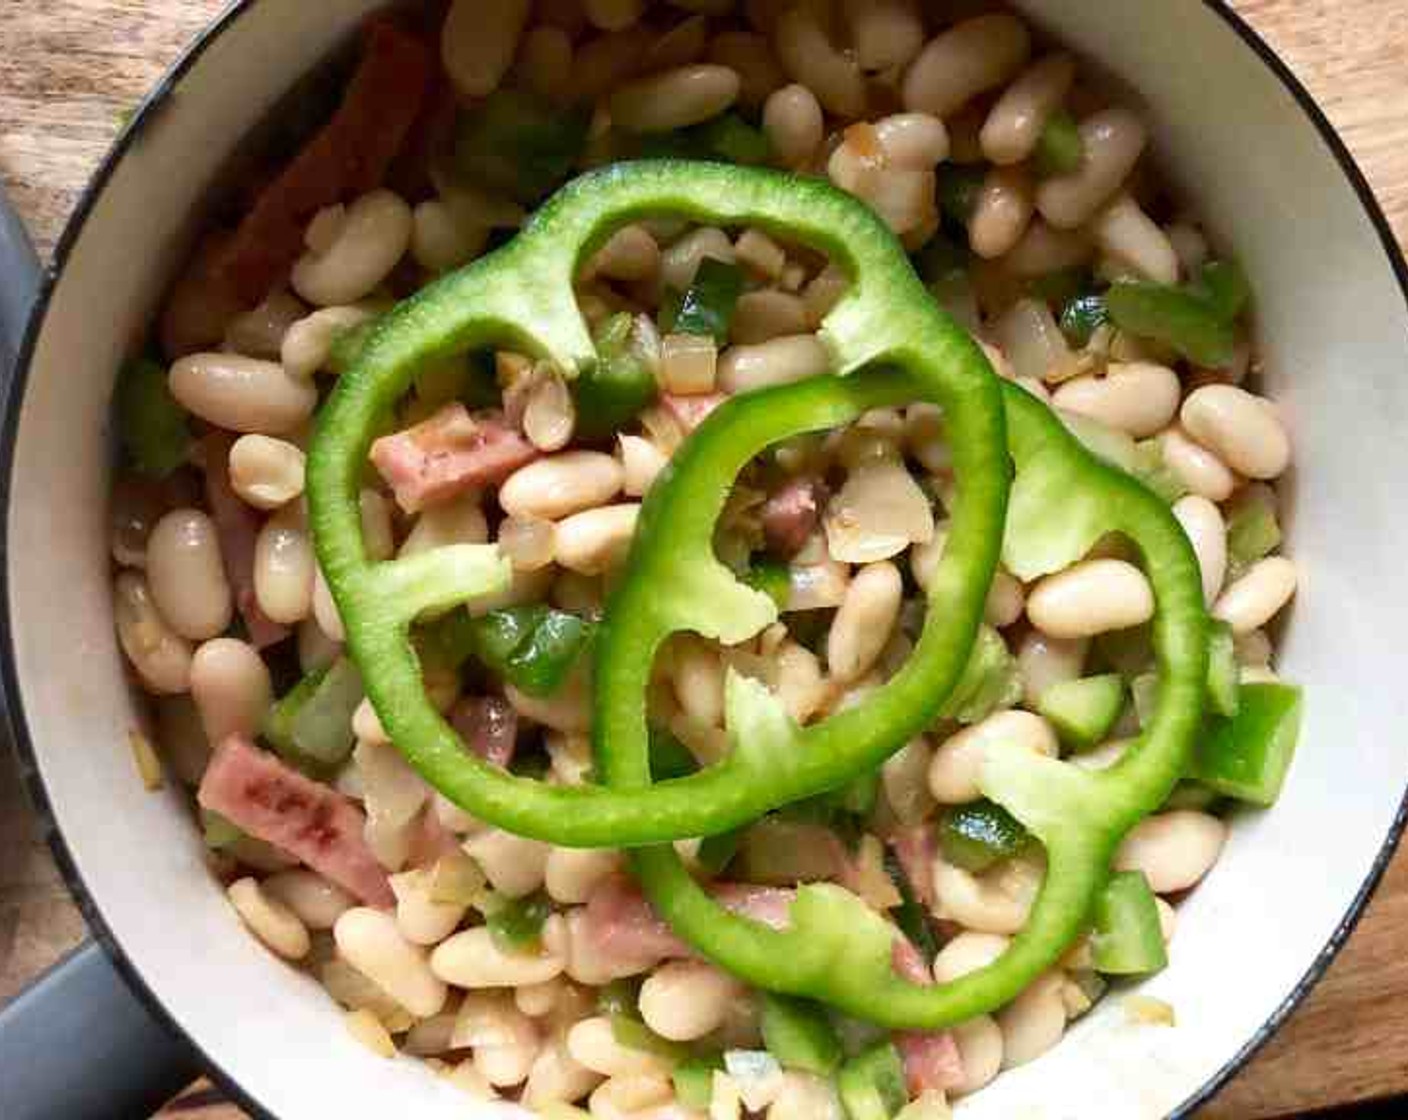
2,2 -> 1407,1117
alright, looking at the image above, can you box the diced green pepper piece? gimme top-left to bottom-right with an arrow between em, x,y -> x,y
453,90 -> 591,204
739,818 -> 847,884
1206,621 -> 1240,718
1106,280 -> 1237,368
200,808 -> 243,850
1193,682 -> 1302,805
575,312 -> 660,438
286,656 -> 363,767
1193,259 -> 1251,323
936,166 -> 985,226
838,1041 -> 908,1120
116,357 -> 190,477
610,1015 -> 688,1063
1034,110 -> 1083,178
884,846 -> 938,963
1226,491 -> 1281,575
469,605 -> 547,667
761,994 -> 843,1075
1091,870 -> 1168,975
486,892 -> 553,952
941,626 -> 1021,725
468,606 -> 593,697
1059,292 -> 1111,347
649,727 -> 699,781
597,978 -> 639,1018
666,257 -> 745,343
1130,671 -> 1160,730
1038,673 -> 1126,749
1130,439 -> 1188,505
695,828 -> 742,875
701,113 -> 773,165
744,559 -> 791,608
673,1055 -> 722,1110
262,663 -> 330,760
939,800 -> 1031,873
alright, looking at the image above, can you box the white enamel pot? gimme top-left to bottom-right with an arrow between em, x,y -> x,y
1,2 -> 1406,1118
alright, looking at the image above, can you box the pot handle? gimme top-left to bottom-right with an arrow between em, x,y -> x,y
0,941 -> 202,1119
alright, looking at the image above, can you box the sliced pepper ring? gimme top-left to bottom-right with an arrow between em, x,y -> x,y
307,161 -> 1009,847
618,379 -> 1209,1029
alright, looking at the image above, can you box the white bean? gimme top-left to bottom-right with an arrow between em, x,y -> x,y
638,961 -> 743,1041
1213,556 -> 1298,633
254,502 -> 315,625
1027,559 -> 1155,638
411,198 -> 488,273
390,869 -> 469,946
400,493 -> 488,557
228,435 -> 306,510
1166,222 -> 1209,278
827,561 -> 902,685
1053,362 -> 1181,438
610,65 -> 741,133
431,925 -> 566,988
980,53 -> 1076,165
554,504 -> 640,575
1092,194 -> 1179,284
1035,108 -> 1149,229
731,290 -> 811,346
932,932 -> 1010,984
586,226 -> 660,284
1114,811 -> 1227,892
292,191 -> 412,307
500,452 -> 623,522
145,509 -> 232,641
465,829 -> 551,898
1017,631 -> 1086,707
933,857 -> 1042,935
950,1015 -> 1004,1096
970,165 -> 1035,260
114,571 -> 193,694
584,0 -> 643,32
734,229 -> 787,282
763,83 -> 823,170
1159,425 -> 1237,502
873,112 -> 949,170
507,674 -> 592,734
312,567 -> 345,642
618,436 -> 668,498
1173,495 -> 1227,605
572,27 -> 654,103
333,907 -> 447,1018
568,1016 -> 672,1077
718,335 -> 830,393
524,1037 -> 604,1108
843,0 -> 923,71
773,0 -> 866,118
227,877 -> 310,960
454,993 -> 541,1087
190,638 -> 271,743
281,305 -> 375,379
546,848 -> 623,905
672,636 -> 726,727
902,14 -> 1031,118
1156,897 -> 1178,944
997,971 -> 1066,1069
170,353 -> 317,435
1180,385 -> 1291,480
589,1073 -> 674,1120
517,25 -> 575,105
442,0 -> 529,97
768,1071 -> 845,1120
262,869 -> 353,930
928,709 -> 1059,804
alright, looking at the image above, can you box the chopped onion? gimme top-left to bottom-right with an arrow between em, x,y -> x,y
881,740 -> 936,825
355,740 -> 429,871
724,1050 -> 785,1112
994,297 -> 1080,383
428,848 -> 489,906
1123,994 -> 1176,1026
847,835 -> 903,911
710,1071 -> 743,1120
661,332 -> 719,395
895,1091 -> 954,1120
498,514 -> 556,572
825,458 -> 935,564
619,434 -> 669,497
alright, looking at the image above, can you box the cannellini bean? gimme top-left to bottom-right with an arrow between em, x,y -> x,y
618,436 -> 668,497
672,637 -> 726,727
718,335 -> 830,393
775,640 -> 828,723
933,857 -> 1042,935
985,570 -> 1026,627
1213,556 -> 1298,633
1017,631 -> 1087,706
584,0 -> 643,32
114,571 -> 193,694
499,516 -> 557,573
843,0 -> 923,71
312,567 -> 345,642
586,226 -> 660,284
589,1073 -> 676,1120
343,1009 -> 396,1058
1053,363 -> 1181,438
500,452 -> 624,522
228,435 -> 305,510
431,925 -> 566,988
929,710 -> 1058,804
827,561 -> 902,685
610,65 -> 741,132
334,908 -> 447,1018
572,27 -> 654,102
1027,559 -> 1155,638
227,878 -> 309,960
659,227 -> 735,294
523,368 -> 576,452
1180,385 -> 1291,480
902,14 -> 1031,118
254,502 -> 315,624
546,848 -> 623,905
391,869 -> 470,946
731,290 -> 810,345
734,229 -> 787,282
997,971 -> 1066,1069
170,352 -> 317,436
455,993 -> 541,1087
1156,897 -> 1178,944
980,53 -> 1077,165
280,305 -> 374,379
763,83 -> 823,170
773,0 -> 866,118
411,198 -> 488,273
145,509 -> 232,641
1002,220 -> 1093,277
950,1015 -> 1004,1096
1173,495 -> 1227,605
1114,811 -> 1227,892
465,829 -> 551,898
442,0 -> 529,97
223,288 -> 305,359
970,165 -> 1035,260
190,638 -> 271,743
1036,108 -> 1149,229
568,1016 -> 672,1077
802,263 -> 848,325
262,869 -> 353,930
932,932 -> 1010,984
554,504 -> 640,575
787,556 -> 850,612
639,962 -> 743,1041
1159,425 -> 1237,502
351,697 -> 388,746
1092,194 -> 1179,284
872,112 -> 950,170
524,1037 -> 604,1108
292,191 -> 412,307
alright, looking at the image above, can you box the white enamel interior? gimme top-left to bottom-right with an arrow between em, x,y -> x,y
8,2 -> 1408,1118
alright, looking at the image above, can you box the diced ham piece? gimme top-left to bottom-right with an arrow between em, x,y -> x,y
214,19 -> 433,304
450,696 -> 518,769
891,937 -> 966,1096
662,393 -> 726,433
890,825 -> 936,908
198,735 -> 393,907
202,434 -> 289,649
371,404 -> 538,513
762,476 -> 825,558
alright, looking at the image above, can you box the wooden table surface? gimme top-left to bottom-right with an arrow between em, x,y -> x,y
3,2 -> 1408,1117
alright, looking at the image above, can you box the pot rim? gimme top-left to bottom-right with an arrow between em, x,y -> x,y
3,3 -> 1406,1117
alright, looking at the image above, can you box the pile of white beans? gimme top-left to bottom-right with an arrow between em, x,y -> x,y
114,0 -> 1300,1115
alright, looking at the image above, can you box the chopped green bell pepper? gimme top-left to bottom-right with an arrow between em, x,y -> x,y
1226,489 -> 1282,575
575,312 -> 659,439
761,994 -> 843,1075
1034,110 -> 1083,178
118,357 -> 190,477
838,1041 -> 908,1120
672,1055 -> 722,1110
938,800 -> 1030,873
1038,673 -> 1126,749
663,257 -> 745,342
1106,280 -> 1236,367
467,606 -> 594,698
1059,292 -> 1110,347
1193,681 -> 1302,805
453,90 -> 591,205
263,657 -> 362,769
1091,870 -> 1167,975
486,891 -> 553,952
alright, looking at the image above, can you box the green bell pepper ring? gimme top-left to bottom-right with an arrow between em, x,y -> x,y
617,380 -> 1208,1029
307,161 -> 1009,848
